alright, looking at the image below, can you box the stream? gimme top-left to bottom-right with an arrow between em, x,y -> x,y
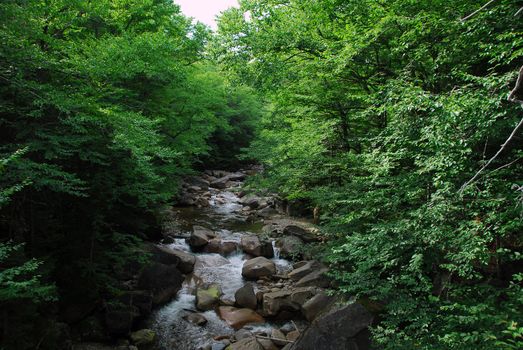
147,184 -> 294,349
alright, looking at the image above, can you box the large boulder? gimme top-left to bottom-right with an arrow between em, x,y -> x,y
146,244 -> 180,266
196,284 -> 223,311
169,248 -> 196,274
240,236 -> 274,258
225,337 -> 264,350
242,257 -> 276,280
204,239 -> 239,256
187,226 -> 215,249
301,292 -> 336,321
234,283 -> 257,310
138,263 -> 184,305
289,303 -> 374,350
240,195 -> 262,209
275,236 -> 303,259
217,306 -> 265,330
262,290 -> 298,317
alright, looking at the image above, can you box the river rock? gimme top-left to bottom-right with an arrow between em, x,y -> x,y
234,283 -> 257,310
282,225 -> 319,243
262,290 -> 299,317
288,260 -> 323,281
146,244 -> 180,266
227,172 -> 247,181
188,226 -> 215,249
204,239 -> 239,256
169,248 -> 196,273
130,329 -> 156,347
295,268 -> 330,288
258,338 -> 278,350
210,177 -> 230,189
242,257 -> 276,280
240,236 -> 274,258
257,206 -> 277,218
286,330 -> 300,342
186,176 -> 210,189
217,306 -> 265,329
183,312 -> 208,326
235,329 -> 254,341
225,337 -> 264,350
275,236 -> 303,259
137,263 -> 184,305
290,287 -> 317,305
271,329 -> 287,346
240,194 -> 262,209
289,303 -> 374,350
301,292 -> 335,321
196,284 -> 223,311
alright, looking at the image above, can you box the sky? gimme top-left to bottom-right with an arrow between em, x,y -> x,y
175,0 -> 239,30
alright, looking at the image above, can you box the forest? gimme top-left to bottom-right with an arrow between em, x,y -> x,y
1,0 -> 522,350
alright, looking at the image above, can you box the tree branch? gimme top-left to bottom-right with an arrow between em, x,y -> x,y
460,0 -> 497,22
459,66 -> 523,193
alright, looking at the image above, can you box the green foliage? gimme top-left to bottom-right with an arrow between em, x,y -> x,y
0,0 -> 260,348
216,0 -> 523,349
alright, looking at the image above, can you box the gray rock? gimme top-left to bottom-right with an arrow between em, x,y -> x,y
146,244 -> 180,266
295,268 -> 330,288
289,303 -> 374,350
226,337 -> 264,350
301,292 -> 336,321
138,263 -> 184,305
210,177 -> 229,189
262,290 -> 299,317
242,257 -> 276,280
288,261 -> 323,281
240,236 -> 274,258
188,226 -> 215,249
271,328 -> 287,346
235,329 -> 254,341
168,248 -> 196,274
235,283 -> 257,310
275,236 -> 303,259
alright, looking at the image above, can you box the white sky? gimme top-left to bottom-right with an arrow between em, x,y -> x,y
175,0 -> 239,30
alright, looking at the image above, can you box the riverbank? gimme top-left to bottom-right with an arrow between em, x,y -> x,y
73,169 -> 374,350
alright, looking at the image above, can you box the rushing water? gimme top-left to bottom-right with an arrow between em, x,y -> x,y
148,188 -> 292,350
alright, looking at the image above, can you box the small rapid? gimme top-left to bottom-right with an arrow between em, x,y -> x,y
147,188 -> 292,349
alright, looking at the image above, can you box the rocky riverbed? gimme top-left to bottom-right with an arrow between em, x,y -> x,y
73,169 -> 374,350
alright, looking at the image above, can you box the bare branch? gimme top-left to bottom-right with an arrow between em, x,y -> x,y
460,0 -> 497,22
508,65 -> 523,104
459,117 -> 523,193
459,67 -> 523,193
515,7 -> 523,16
